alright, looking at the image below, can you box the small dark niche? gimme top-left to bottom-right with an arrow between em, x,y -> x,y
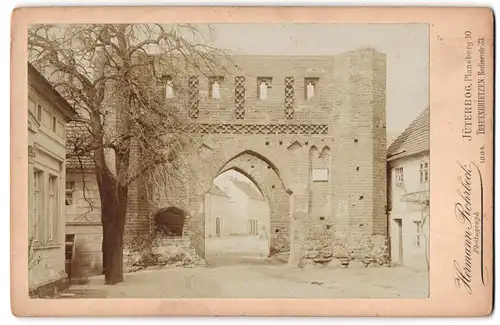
354,138 -> 358,143
275,229 -> 280,233
267,165 -> 271,169
251,165 -> 254,169
326,225 -> 331,230
265,141 -> 270,145
359,195 -> 364,200
319,217 -> 325,221
272,185 -> 276,189
279,141 -> 283,145
356,167 -> 360,171
305,141 -> 309,145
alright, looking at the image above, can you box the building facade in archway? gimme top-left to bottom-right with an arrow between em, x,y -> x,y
125,48 -> 389,267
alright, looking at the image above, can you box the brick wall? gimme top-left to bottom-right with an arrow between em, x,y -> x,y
121,48 -> 387,268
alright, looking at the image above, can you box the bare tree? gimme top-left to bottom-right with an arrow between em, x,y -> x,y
28,223 -> 43,271
28,24 -> 231,284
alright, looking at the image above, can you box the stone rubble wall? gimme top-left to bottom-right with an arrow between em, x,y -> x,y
124,235 -> 205,273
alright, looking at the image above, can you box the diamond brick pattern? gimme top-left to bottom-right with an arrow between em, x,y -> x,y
284,77 -> 294,119
234,76 -> 246,119
188,76 -> 199,119
172,123 -> 328,135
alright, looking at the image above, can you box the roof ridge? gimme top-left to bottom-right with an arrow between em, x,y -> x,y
387,107 -> 429,160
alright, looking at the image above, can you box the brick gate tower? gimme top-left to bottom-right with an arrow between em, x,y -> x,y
126,48 -> 388,268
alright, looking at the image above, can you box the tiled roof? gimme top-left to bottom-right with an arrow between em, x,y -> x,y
230,178 -> 263,200
387,107 -> 430,161
28,63 -> 77,120
66,120 -> 95,170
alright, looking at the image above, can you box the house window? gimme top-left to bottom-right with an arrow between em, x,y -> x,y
32,170 -> 43,241
212,81 -> 220,98
48,175 -> 59,242
209,77 -> 223,99
249,219 -> 258,235
419,162 -> 429,183
257,77 -> 272,100
304,78 -> 319,100
165,79 -> 174,99
37,104 -> 42,121
65,181 -> 75,206
52,116 -> 57,132
414,221 -> 422,247
306,82 -> 315,99
395,167 -> 404,187
259,81 -> 268,100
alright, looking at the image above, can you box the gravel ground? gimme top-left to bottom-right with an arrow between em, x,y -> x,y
59,261 -> 428,299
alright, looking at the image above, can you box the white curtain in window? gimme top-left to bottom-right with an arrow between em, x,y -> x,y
259,81 -> 268,100
212,81 -> 220,99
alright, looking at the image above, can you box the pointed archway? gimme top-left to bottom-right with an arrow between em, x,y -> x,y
204,169 -> 271,266
202,150 -> 292,266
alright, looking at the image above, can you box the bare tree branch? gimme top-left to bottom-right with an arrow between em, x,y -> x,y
29,23 -> 234,284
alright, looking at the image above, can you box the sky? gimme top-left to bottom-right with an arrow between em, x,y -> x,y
193,23 -> 429,137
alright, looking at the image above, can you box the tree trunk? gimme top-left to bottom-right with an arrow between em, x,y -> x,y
97,167 -> 128,285
102,230 -> 107,275
102,214 -> 125,285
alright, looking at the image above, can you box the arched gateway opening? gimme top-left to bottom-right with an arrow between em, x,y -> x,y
205,170 -> 271,262
203,151 -> 292,266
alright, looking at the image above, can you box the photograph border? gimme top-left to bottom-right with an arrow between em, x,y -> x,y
11,6 -> 494,316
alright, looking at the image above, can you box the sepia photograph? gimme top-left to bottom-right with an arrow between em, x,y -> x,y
26,22 -> 431,299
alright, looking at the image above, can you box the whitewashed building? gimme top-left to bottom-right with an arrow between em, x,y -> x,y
204,185 -> 232,238
215,177 -> 269,236
387,108 -> 430,270
64,121 -> 103,283
28,63 -> 76,296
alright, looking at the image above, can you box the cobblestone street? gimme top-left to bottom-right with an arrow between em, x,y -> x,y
61,258 -> 428,299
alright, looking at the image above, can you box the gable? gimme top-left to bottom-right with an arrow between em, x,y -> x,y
387,107 -> 430,161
